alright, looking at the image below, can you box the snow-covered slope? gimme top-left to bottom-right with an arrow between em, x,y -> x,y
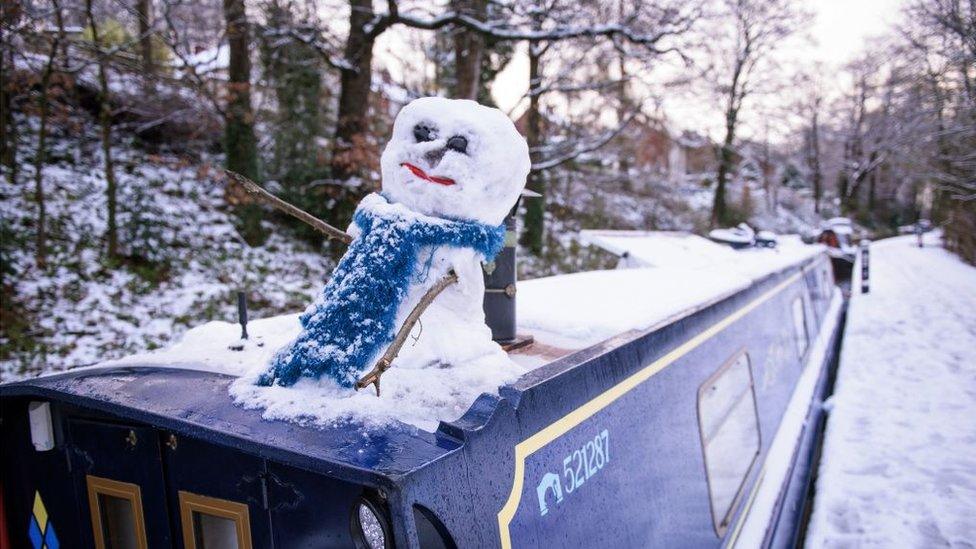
0,121 -> 333,380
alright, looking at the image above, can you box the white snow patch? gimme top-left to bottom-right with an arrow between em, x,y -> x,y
579,230 -> 736,269
806,233 -> 976,547
109,308 -> 523,433
100,233 -> 824,431
522,235 -> 823,349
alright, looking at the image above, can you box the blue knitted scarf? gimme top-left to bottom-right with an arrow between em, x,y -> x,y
258,193 -> 506,388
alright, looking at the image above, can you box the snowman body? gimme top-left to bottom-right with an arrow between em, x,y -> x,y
259,97 -> 530,388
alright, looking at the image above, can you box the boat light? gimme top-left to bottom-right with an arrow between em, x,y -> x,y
28,401 -> 55,451
352,495 -> 392,549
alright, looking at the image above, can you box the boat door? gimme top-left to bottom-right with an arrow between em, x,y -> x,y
67,418 -> 271,548
159,433 -> 272,549
67,418 -> 172,547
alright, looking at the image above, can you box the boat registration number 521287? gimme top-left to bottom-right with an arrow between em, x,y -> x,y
536,429 -> 610,517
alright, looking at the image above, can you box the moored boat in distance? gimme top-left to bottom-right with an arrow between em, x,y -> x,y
1,233 -> 844,548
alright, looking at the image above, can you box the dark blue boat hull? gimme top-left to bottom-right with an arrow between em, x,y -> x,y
1,254 -> 842,548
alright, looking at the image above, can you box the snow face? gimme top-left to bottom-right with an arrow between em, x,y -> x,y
380,97 -> 531,226
806,233 -> 976,547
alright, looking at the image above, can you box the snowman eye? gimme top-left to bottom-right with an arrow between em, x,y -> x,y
446,135 -> 468,154
413,124 -> 436,143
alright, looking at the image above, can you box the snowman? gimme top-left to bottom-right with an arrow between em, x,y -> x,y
257,97 -> 531,392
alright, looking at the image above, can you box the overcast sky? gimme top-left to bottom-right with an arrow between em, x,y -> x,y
483,0 -> 908,141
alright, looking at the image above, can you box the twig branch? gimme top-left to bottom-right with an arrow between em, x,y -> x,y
531,109 -> 640,171
355,269 -> 459,396
223,170 -> 353,244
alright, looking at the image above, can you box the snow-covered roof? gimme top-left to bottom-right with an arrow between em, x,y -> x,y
523,234 -> 822,349
102,235 -> 824,431
580,230 -> 736,270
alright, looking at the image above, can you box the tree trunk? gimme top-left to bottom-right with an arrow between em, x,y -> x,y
34,1 -> 63,268
838,172 -> 850,213
520,41 -> 545,255
85,0 -> 120,260
330,0 -> 375,182
223,0 -> 263,244
616,0 -> 630,177
136,0 -> 154,92
712,116 -> 736,228
1,49 -> 15,185
811,108 -> 822,214
223,0 -> 258,180
712,53 -> 744,229
451,0 -> 487,100
0,5 -> 19,184
868,152 -> 878,213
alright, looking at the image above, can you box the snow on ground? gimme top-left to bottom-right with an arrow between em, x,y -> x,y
806,233 -> 976,547
0,121 -> 333,380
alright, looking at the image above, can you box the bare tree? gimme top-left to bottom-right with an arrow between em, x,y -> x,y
800,84 -> 824,213
901,0 -> 975,261
85,0 -> 121,259
33,0 -> 67,268
708,0 -> 806,227
1,1 -> 25,184
223,0 -> 264,243
330,0 -> 379,182
450,0 -> 487,99
319,0 -> 701,182
136,0 -> 154,91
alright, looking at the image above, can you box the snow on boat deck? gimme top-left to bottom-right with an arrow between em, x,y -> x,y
806,234 -> 976,547
104,234 -> 822,431
522,233 -> 821,349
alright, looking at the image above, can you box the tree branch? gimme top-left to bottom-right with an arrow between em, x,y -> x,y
355,269 -> 459,396
531,110 -> 639,171
224,170 -> 353,244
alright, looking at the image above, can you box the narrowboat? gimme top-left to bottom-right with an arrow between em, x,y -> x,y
813,218 -> 857,283
1,233 -> 844,548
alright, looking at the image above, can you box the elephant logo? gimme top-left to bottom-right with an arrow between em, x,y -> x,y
536,472 -> 563,516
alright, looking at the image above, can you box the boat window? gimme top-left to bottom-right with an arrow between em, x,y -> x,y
697,351 -> 761,537
86,475 -> 148,549
792,296 -> 809,358
179,491 -> 252,549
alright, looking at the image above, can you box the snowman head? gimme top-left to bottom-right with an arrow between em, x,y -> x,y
380,97 -> 531,226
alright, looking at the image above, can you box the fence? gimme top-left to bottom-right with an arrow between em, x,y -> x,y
944,201 -> 976,266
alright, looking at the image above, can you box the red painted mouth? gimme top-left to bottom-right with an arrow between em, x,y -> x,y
401,163 -> 456,186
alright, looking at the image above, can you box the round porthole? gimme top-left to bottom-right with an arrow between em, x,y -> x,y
351,494 -> 393,549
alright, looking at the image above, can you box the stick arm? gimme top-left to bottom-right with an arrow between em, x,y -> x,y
224,169 -> 354,245
355,269 -> 459,396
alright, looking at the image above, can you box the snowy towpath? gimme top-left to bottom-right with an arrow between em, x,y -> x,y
806,234 -> 976,547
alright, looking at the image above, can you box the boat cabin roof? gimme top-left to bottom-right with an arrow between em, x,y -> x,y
1,232 -> 825,484
0,365 -> 455,489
